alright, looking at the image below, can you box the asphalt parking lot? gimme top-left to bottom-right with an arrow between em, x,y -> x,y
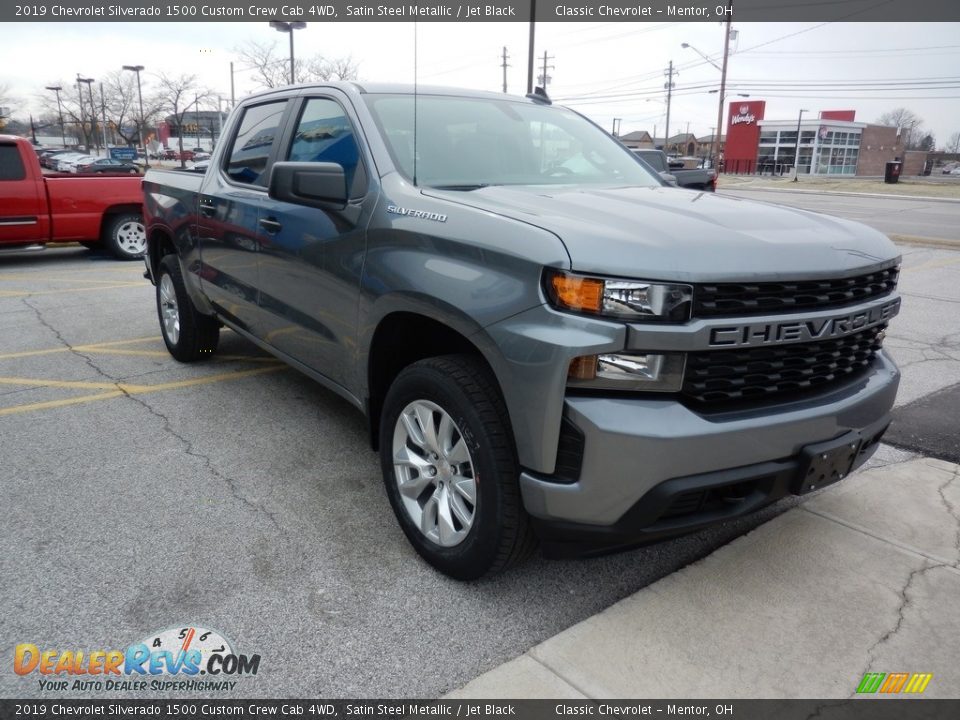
2,235 -> 959,699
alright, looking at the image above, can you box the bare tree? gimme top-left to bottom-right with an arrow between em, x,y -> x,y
876,107 -> 928,150
99,71 -> 165,147
947,131 -> 960,155
36,82 -> 93,149
234,40 -> 359,90
0,84 -> 16,131
153,73 -> 210,167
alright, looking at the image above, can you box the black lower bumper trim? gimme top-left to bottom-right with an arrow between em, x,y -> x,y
534,417 -> 889,559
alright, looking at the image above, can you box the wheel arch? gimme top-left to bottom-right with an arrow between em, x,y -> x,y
365,311 -> 506,452
99,204 -> 143,240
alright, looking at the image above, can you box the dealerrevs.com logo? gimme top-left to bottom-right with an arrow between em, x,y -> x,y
14,626 -> 260,693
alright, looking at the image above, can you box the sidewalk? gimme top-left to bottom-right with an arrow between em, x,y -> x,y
719,175 -> 960,202
448,451 -> 960,699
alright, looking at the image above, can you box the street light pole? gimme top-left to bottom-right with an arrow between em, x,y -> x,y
269,21 -> 306,85
45,86 -> 67,147
123,64 -> 148,168
792,109 -> 809,182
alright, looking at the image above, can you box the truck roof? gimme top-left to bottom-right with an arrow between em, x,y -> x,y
239,81 -> 545,105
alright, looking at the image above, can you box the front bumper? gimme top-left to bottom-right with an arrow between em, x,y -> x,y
519,350 -> 900,555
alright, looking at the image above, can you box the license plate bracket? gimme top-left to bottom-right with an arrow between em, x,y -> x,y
794,433 -> 861,495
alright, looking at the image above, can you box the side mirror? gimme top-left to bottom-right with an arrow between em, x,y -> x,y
269,161 -> 348,210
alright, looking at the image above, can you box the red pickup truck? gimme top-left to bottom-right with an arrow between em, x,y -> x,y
0,135 -> 145,260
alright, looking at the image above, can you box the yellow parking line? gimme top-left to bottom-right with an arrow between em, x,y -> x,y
0,275 -> 143,285
0,377 -> 149,391
0,266 -> 143,277
0,283 -> 144,298
0,391 -> 127,417
0,336 -> 158,361
0,366 -> 286,417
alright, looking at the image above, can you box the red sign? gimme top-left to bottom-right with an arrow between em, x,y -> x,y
724,100 -> 766,172
820,110 -> 856,122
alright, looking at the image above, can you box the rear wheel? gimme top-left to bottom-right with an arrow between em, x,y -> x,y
103,213 -> 146,260
379,355 -> 536,580
156,255 -> 219,362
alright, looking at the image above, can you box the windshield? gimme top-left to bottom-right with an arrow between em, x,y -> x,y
363,93 -> 661,189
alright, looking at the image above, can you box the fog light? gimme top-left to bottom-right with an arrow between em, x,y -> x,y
567,352 -> 685,392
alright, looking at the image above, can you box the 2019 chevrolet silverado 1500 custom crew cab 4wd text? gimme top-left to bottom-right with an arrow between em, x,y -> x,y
0,136 -> 145,259
142,83 -> 901,579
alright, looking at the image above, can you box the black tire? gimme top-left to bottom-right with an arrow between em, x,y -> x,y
156,255 -> 220,362
379,355 -> 537,580
103,213 -> 147,260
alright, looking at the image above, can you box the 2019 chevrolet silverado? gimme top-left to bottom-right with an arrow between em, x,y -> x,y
143,83 -> 901,579
0,135 -> 145,259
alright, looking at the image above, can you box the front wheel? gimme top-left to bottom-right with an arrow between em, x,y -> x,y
103,213 -> 146,260
156,255 -> 220,362
379,355 -> 536,580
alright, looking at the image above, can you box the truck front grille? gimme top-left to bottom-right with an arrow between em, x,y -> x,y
693,266 -> 898,318
682,324 -> 885,405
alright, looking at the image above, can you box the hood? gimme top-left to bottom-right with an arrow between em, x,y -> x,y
422,185 -> 899,282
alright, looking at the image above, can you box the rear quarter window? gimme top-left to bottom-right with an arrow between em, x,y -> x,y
0,145 -> 27,181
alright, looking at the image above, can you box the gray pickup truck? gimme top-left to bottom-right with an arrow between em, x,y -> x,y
632,148 -> 717,191
143,82 -> 901,580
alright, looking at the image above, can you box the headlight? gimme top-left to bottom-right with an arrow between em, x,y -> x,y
544,269 -> 692,322
568,352 -> 685,392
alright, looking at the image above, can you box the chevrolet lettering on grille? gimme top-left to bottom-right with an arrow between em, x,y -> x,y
708,298 -> 900,348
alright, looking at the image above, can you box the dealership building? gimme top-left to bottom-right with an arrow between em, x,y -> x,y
722,101 -> 928,177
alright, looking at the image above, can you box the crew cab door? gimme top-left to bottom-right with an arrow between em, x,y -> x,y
0,142 -> 48,244
197,99 -> 290,333
256,94 -> 376,392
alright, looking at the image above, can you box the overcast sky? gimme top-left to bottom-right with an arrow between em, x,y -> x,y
2,20 -> 958,145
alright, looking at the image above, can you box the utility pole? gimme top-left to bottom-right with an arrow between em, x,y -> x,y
230,61 -> 236,107
500,47 -> 510,93
611,118 -> 621,137
713,4 -> 733,172
45,86 -> 67,147
663,60 -> 677,156
538,50 -> 554,88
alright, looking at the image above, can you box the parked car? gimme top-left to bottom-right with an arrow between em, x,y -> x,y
75,158 -> 141,175
40,149 -> 81,169
142,83 -> 901,580
54,153 -> 95,172
0,135 -> 145,259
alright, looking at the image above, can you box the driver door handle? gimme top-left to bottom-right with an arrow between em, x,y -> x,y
258,217 -> 282,233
